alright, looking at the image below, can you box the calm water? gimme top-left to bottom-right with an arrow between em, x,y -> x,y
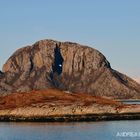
122,101 -> 140,105
0,121 -> 140,140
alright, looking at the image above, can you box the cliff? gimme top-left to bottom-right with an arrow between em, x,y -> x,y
0,39 -> 140,99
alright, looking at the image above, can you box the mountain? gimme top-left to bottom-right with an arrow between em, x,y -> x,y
0,39 -> 140,99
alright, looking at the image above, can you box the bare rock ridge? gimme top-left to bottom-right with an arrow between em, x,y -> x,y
0,39 -> 140,99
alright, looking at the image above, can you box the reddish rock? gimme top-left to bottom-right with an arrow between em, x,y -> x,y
0,89 -> 140,122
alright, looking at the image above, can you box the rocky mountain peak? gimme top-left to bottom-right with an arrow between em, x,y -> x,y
0,39 -> 140,99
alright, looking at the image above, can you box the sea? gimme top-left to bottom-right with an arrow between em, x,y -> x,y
0,101 -> 140,140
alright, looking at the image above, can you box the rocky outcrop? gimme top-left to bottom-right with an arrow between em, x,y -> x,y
0,89 -> 140,122
0,39 -> 140,99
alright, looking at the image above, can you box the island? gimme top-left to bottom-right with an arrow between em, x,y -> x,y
0,39 -> 140,121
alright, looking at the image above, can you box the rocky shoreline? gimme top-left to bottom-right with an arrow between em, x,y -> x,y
0,113 -> 140,122
0,89 -> 140,122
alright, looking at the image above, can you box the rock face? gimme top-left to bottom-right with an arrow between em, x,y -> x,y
0,39 -> 140,99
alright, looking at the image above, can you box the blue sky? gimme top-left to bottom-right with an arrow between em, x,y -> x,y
0,0 -> 140,82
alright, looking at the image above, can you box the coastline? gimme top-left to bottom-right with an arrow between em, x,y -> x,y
0,89 -> 140,122
0,113 -> 140,122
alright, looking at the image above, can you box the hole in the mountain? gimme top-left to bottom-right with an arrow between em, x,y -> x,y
0,71 -> 3,77
52,46 -> 64,75
0,71 -> 3,74
48,46 -> 64,86
29,58 -> 34,72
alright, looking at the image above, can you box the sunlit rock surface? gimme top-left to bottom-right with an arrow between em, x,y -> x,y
0,39 -> 140,99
